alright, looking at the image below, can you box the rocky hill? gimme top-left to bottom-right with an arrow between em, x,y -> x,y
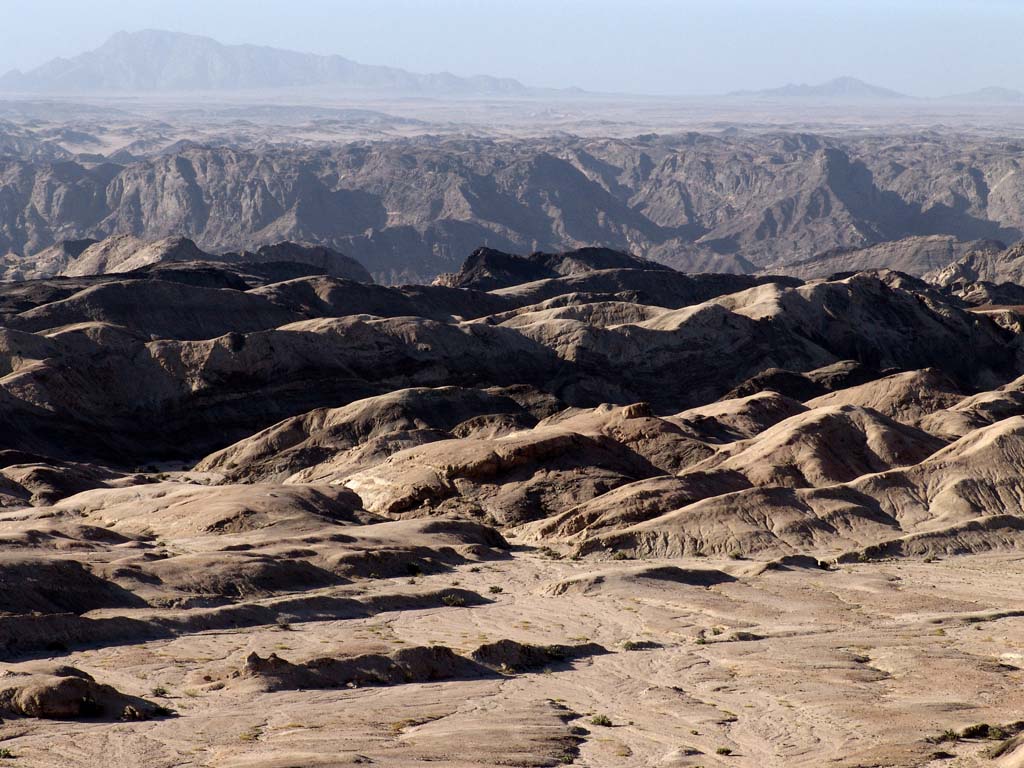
779,235 -> 1006,279
2,131 -> 1022,283
4,242 -> 1024,764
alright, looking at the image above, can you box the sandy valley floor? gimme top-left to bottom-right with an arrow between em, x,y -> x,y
4,547 -> 1024,768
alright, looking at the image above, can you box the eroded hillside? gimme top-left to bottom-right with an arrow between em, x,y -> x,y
2,243 -> 1024,766
2,132 -> 1023,282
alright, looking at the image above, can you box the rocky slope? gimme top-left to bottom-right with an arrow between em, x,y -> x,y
780,235 -> 1005,279
2,131 -> 1022,282
3,243 -> 1024,765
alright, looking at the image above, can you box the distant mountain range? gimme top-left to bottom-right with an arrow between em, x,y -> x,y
729,76 -> 909,102
727,76 -> 1024,105
0,31 -> 1020,104
0,29 -> 538,96
945,86 -> 1024,104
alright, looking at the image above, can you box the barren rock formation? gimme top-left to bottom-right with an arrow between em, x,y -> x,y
782,235 -> 1004,279
433,246 -> 674,290
0,665 -> 163,720
60,235 -> 210,276
2,131 -> 1022,282
688,404 -> 947,488
804,368 -> 965,426
1,243 -> 1024,766
929,241 -> 1024,287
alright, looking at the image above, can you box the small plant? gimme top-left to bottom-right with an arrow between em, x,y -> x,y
239,725 -> 263,742
469,566 -> 481,573
590,714 -> 613,727
538,546 -> 563,560
716,746 -> 733,755
442,593 -> 466,607
622,640 -> 639,651
711,626 -> 724,636
152,705 -> 175,717
276,617 -> 293,631
731,631 -> 762,642
957,722 -> 1017,741
612,551 -> 630,561
960,723 -> 991,739
489,585 -> 503,594
390,716 -> 436,732
151,685 -> 169,697
727,551 -> 743,560
926,729 -> 960,744
0,748 -> 15,759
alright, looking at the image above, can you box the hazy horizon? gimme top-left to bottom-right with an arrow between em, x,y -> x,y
2,0 -> 1023,98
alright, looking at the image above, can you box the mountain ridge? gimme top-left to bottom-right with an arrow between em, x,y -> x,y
0,29 -> 540,96
2,132 -> 1022,283
727,76 -> 911,102
4,35 -> 1020,103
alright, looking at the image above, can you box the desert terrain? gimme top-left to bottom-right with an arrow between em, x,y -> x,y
3,22 -> 1024,768
0,239 -> 1023,766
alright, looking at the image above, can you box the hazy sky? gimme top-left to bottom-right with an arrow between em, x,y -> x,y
1,0 -> 1021,96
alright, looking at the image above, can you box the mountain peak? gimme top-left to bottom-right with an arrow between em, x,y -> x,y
730,76 -> 910,102
0,28 -> 531,96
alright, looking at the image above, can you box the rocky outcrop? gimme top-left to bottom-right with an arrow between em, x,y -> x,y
236,640 -> 605,692
433,246 -> 673,291
222,242 -> 373,283
61,235 -> 209,277
0,665 -> 164,720
781,236 -> 1004,279
928,241 -> 1024,287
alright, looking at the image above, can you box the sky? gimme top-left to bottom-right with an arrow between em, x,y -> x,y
0,0 -> 1022,97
